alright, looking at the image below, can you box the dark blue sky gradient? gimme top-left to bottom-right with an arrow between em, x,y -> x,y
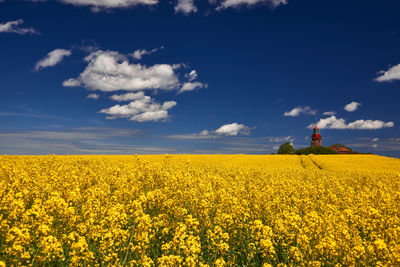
0,0 -> 400,156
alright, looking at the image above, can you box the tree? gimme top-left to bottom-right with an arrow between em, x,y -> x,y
277,142 -> 295,154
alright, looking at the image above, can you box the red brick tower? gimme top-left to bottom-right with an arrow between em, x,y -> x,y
311,126 -> 322,147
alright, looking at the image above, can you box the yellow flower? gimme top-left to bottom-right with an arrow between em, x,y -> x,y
0,154 -> 399,265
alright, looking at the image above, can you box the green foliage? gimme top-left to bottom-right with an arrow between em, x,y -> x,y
277,142 -> 295,155
295,146 -> 337,155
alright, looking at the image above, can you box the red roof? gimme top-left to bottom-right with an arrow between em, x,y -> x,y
329,146 -> 351,153
313,126 -> 319,129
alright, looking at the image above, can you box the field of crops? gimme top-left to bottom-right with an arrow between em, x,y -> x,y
0,155 -> 400,266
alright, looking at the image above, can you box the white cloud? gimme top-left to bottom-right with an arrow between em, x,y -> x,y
131,110 -> 169,122
62,78 -> 81,87
167,132 -> 220,140
86,93 -> 99,99
372,144 -> 378,149
0,19 -> 38,35
32,0 -> 158,12
214,123 -> 251,136
30,0 -> 287,13
199,129 -> 210,136
186,70 -> 198,81
179,123 -> 252,138
215,0 -> 287,10
175,0 -> 197,14
374,63 -> 400,82
179,70 -> 207,93
269,136 -> 294,143
63,50 -> 186,92
34,49 -> 72,71
372,138 -> 379,142
283,106 -> 316,117
110,92 -> 146,101
179,81 -> 208,93
62,48 -> 206,123
100,95 -> 177,122
308,116 -> 394,130
323,111 -> 336,116
344,101 -> 361,112
131,46 -> 163,60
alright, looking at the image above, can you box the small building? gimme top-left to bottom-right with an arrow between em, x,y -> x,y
329,145 -> 352,154
311,126 -> 322,147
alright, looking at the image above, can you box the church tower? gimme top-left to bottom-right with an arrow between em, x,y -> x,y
311,126 -> 322,147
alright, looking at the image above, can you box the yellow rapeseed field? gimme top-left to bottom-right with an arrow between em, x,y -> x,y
0,154 -> 400,266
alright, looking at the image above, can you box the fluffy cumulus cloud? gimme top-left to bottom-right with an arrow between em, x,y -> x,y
184,123 -> 251,137
61,48 -> 206,123
131,46 -> 163,60
175,0 -> 197,14
283,106 -> 316,117
214,0 -> 287,10
0,19 -> 38,35
214,123 -> 251,136
308,116 -> 394,130
63,50 -> 205,94
100,95 -> 177,122
180,81 -> 208,93
86,93 -> 99,99
344,101 -> 361,112
63,50 -> 181,92
179,70 -> 208,92
110,92 -> 146,101
374,64 -> 400,82
35,49 -> 72,71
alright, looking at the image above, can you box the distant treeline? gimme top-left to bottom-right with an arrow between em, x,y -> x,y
277,142 -> 359,155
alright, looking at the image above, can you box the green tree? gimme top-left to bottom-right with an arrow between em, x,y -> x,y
277,142 -> 295,154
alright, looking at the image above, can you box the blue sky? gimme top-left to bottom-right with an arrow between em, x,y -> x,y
1,0 -> 400,156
